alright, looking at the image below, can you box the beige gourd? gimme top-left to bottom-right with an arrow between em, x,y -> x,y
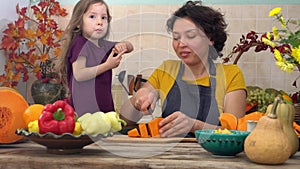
266,96 -> 299,157
244,96 -> 291,164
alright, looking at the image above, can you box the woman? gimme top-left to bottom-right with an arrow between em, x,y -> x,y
120,1 -> 246,138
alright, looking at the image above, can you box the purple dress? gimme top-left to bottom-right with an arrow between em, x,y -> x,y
67,35 -> 116,116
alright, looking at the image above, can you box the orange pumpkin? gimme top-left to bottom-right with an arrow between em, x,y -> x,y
0,87 -> 28,143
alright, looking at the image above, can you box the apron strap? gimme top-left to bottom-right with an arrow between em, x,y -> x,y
203,58 -> 220,126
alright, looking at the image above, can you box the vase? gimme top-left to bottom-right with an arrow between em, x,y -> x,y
31,79 -> 66,105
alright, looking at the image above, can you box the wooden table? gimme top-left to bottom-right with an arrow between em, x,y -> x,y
0,136 -> 299,169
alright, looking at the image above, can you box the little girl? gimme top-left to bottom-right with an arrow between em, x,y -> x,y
59,0 -> 133,117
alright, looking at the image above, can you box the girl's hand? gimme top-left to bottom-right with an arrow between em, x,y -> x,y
105,48 -> 125,69
114,42 -> 129,54
159,111 -> 195,138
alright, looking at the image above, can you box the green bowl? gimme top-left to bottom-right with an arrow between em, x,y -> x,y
195,130 -> 250,156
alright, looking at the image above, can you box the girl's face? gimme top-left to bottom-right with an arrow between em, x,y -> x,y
171,17 -> 213,66
82,2 -> 109,44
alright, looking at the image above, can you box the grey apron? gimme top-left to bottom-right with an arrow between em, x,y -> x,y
162,60 -> 220,137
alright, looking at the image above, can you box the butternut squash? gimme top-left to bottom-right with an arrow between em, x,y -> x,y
244,96 -> 291,164
0,87 -> 29,143
266,96 -> 299,156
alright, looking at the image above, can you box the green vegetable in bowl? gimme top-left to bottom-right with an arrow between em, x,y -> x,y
77,111 -> 127,136
106,111 -> 127,132
78,112 -> 111,136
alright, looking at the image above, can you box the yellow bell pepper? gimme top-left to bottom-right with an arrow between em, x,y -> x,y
73,122 -> 82,135
28,120 -> 39,133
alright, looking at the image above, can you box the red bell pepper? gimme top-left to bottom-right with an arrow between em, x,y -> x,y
38,100 -> 75,135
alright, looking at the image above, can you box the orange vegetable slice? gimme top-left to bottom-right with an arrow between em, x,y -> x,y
148,117 -> 163,137
138,123 -> 149,138
127,128 -> 140,137
219,113 -> 237,130
244,111 -> 265,121
220,112 -> 265,131
237,117 -> 247,131
293,122 -> 300,136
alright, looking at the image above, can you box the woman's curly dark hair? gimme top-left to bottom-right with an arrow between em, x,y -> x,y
167,1 -> 227,58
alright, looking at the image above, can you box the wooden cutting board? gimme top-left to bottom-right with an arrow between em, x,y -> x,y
103,135 -> 197,143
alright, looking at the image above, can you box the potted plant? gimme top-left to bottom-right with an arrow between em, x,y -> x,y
223,7 -> 300,123
0,0 -> 68,104
224,7 -> 300,74
224,7 -> 300,90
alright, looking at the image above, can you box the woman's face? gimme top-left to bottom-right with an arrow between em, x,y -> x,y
82,2 -> 109,44
171,17 -> 212,66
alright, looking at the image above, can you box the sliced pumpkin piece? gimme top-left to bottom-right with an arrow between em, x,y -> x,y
148,117 -> 163,137
237,111 -> 265,131
220,112 -> 265,131
244,111 -> 265,121
0,87 -> 29,143
237,117 -> 247,131
219,113 -> 237,130
127,128 -> 140,137
293,122 -> 300,136
138,123 -> 149,138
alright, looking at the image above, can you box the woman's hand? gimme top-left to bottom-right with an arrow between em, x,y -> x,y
159,111 -> 195,138
131,83 -> 158,115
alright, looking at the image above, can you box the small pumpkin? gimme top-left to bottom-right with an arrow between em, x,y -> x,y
244,96 -> 291,164
0,87 -> 29,143
266,95 -> 299,156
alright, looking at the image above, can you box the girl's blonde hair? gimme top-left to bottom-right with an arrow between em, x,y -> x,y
58,0 -> 111,92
